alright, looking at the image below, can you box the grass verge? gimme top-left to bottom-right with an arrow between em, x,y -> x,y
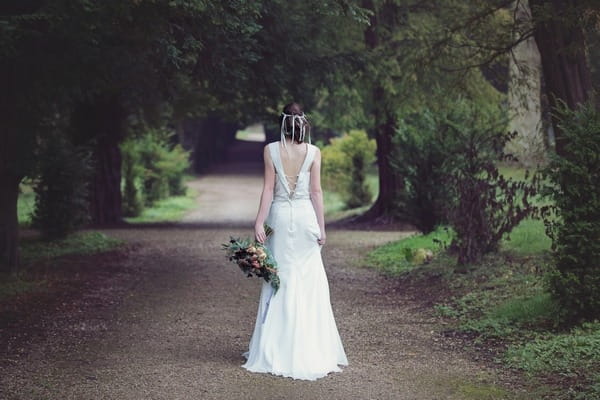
17,182 -> 35,227
324,171 -> 378,221
124,186 -> 198,223
365,214 -> 599,399
365,226 -> 453,275
19,231 -> 123,264
1,231 -> 124,300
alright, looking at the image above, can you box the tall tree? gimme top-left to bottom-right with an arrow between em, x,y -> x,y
0,0 -> 265,269
357,0 -> 514,221
0,1 -> 73,271
359,0 -> 405,221
529,0 -> 597,155
0,0 -> 368,271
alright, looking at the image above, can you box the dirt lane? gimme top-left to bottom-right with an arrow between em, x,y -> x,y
0,141 -> 530,399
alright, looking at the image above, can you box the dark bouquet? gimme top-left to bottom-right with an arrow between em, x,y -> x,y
221,224 -> 279,292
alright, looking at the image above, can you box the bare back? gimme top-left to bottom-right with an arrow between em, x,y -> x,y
278,141 -> 309,194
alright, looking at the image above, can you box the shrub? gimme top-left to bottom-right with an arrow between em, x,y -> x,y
159,143 -> 189,196
121,140 -> 145,217
120,129 -> 190,216
440,99 -> 540,266
505,321 -> 600,375
137,132 -> 171,205
31,135 -> 93,239
321,130 -> 376,208
390,109 -> 448,233
540,102 -> 600,323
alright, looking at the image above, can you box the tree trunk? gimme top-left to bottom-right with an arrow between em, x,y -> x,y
0,172 -> 21,273
0,116 -> 25,272
530,0 -> 594,155
90,136 -> 123,224
359,0 -> 404,221
363,97 -> 403,220
72,96 -> 127,225
506,0 -> 547,167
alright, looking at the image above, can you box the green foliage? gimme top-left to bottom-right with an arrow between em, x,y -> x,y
430,259 -> 556,339
391,109 -> 448,233
120,129 -> 190,216
31,134 -> 93,239
368,217 -> 596,398
221,228 -> 280,292
321,130 -> 376,208
19,231 -> 123,264
124,186 -> 197,224
462,292 -> 560,338
366,226 -> 453,275
389,94 -> 541,263
502,218 -> 551,256
540,102 -> 600,324
121,139 -> 145,217
17,182 -> 35,227
505,321 -> 600,376
440,98 -> 540,266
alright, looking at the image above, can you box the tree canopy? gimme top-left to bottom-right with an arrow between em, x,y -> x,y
1,0 -> 597,271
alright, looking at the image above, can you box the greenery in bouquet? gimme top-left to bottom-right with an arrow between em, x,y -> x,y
222,225 -> 280,292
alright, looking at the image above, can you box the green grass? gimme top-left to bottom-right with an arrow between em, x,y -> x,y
17,183 -> 35,227
235,124 -> 265,141
498,164 -> 536,182
366,226 -> 453,275
20,231 -> 124,264
502,218 -> 552,255
0,276 -> 44,300
0,231 -> 123,300
323,189 -> 346,217
364,165 -> 598,397
505,322 -> 600,399
428,374 -> 517,400
366,171 -> 379,202
454,380 -> 513,400
505,321 -> 600,375
461,292 -> 560,338
124,187 -> 198,223
324,171 -> 379,220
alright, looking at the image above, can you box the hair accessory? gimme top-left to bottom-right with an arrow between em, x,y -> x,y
280,112 -> 311,148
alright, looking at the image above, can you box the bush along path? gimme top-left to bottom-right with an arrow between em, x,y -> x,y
1,159 -> 543,400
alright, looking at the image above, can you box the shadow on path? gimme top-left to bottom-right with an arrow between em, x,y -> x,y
0,139 -> 534,400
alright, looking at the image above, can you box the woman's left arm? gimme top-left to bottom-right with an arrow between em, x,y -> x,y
255,145 -> 275,243
309,147 -> 326,244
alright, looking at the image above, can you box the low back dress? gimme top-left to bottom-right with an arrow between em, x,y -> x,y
241,141 -> 348,381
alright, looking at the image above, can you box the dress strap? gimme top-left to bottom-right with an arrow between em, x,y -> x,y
267,142 -> 277,170
268,142 -> 292,196
301,144 -> 316,173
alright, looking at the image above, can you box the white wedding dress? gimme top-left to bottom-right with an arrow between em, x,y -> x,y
242,141 -> 348,380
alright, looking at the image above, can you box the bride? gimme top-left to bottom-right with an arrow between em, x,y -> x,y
242,102 -> 348,380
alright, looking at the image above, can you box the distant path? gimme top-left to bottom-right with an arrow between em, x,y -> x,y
0,140 -> 530,399
182,140 -> 263,225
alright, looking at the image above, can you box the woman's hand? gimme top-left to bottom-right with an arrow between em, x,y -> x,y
255,223 -> 267,244
317,230 -> 326,246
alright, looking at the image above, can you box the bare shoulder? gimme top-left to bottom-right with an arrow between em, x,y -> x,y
264,142 -> 275,153
263,143 -> 273,160
310,144 -> 321,158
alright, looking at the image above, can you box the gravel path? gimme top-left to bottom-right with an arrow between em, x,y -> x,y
0,141 -> 531,399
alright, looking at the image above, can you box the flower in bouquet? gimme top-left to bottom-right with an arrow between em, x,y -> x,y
222,224 -> 279,292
